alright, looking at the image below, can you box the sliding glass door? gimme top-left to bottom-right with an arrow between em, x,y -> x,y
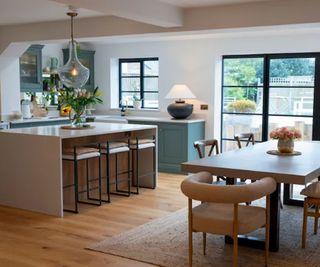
267,56 -> 315,141
221,53 -> 320,203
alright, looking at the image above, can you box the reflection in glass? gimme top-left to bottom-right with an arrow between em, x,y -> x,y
144,78 -> 158,92
121,78 -> 140,92
144,93 -> 158,109
121,62 -> 140,76
144,60 -> 159,76
20,54 -> 38,84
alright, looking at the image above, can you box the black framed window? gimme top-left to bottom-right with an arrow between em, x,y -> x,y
119,58 -> 159,109
221,53 -> 320,152
221,53 -> 320,203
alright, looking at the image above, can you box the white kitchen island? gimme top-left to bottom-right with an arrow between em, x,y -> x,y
0,122 -> 157,217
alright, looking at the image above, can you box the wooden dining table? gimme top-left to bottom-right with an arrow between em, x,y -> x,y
181,140 -> 320,252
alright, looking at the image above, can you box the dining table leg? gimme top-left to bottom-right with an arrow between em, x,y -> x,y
225,178 -> 280,252
269,183 -> 280,252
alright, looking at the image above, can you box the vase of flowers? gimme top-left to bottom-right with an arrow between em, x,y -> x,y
58,87 -> 102,127
270,127 -> 302,153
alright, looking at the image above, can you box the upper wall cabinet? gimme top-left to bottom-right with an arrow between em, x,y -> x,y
20,45 -> 44,92
62,49 -> 95,91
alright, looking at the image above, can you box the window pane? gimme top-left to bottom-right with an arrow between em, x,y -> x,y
121,78 -> 140,92
222,140 -> 241,152
144,78 -> 158,92
144,60 -> 158,76
269,58 -> 315,86
121,62 -> 140,76
121,92 -> 135,106
144,93 -> 158,108
222,114 -> 262,140
268,116 -> 312,141
223,58 -> 264,86
223,87 -> 263,113
269,87 -> 314,116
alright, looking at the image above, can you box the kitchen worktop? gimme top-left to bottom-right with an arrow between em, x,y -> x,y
95,115 -> 205,123
0,121 -> 157,217
8,114 -> 205,125
2,122 -> 157,139
9,116 -> 70,124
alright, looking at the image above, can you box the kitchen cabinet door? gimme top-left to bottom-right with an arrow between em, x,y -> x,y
20,45 -> 44,92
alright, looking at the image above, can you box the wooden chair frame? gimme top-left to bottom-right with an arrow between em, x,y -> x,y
302,197 -> 320,248
187,195 -> 271,267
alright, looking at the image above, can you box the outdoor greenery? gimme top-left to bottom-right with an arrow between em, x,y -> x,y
227,99 -> 256,113
223,57 -> 315,105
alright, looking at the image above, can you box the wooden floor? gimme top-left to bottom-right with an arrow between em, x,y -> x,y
0,172 -> 187,267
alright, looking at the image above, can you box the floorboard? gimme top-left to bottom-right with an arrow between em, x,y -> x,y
0,172 -> 187,267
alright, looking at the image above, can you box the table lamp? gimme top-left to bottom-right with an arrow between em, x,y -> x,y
165,84 -> 196,119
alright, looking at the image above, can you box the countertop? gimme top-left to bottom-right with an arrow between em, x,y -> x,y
8,115 -> 205,125
9,116 -> 70,124
0,122 -> 157,139
95,115 -> 205,124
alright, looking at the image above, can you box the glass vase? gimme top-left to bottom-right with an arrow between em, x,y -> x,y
69,108 -> 85,128
277,138 -> 294,153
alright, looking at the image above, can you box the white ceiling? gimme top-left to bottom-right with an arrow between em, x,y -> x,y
0,0 -> 271,26
0,0 -> 104,26
158,0 -> 268,7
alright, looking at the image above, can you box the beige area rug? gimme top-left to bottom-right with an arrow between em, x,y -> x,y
87,204 -> 320,267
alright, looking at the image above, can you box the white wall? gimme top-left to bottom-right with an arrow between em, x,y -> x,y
0,59 -> 21,118
93,28 -> 320,139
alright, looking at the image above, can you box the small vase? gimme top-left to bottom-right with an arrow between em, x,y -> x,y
277,138 -> 294,153
69,109 -> 84,128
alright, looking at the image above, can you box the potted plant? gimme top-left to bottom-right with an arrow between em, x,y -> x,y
227,99 -> 256,113
133,94 -> 143,109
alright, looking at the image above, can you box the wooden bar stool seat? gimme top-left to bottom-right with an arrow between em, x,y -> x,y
62,144 -> 102,213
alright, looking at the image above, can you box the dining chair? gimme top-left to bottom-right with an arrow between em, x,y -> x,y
301,182 -> 320,248
234,133 -> 255,183
234,132 -> 255,149
193,139 -> 225,183
181,171 -> 276,267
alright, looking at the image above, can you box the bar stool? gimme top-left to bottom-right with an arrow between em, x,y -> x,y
100,140 -> 131,199
130,136 -> 156,194
62,143 -> 102,213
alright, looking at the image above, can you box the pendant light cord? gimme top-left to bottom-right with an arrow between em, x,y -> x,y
67,12 -> 78,43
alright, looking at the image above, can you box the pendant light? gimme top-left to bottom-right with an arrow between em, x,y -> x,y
58,10 -> 89,89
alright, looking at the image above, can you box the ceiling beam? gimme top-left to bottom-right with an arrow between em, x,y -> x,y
50,0 -> 184,27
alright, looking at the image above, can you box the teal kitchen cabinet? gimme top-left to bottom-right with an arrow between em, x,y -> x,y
10,119 -> 70,129
62,49 -> 95,91
20,45 -> 44,92
129,120 -> 205,173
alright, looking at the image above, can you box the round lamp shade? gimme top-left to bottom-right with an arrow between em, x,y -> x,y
167,101 -> 193,119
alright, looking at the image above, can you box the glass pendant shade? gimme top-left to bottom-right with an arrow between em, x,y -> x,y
58,41 -> 89,88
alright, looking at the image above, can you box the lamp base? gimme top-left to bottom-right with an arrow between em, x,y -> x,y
167,102 -> 193,119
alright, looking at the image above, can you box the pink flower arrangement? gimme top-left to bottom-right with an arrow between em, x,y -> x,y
270,127 -> 302,140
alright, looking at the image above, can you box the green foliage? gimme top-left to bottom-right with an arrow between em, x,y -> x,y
59,87 -> 103,115
270,58 -> 314,77
227,99 -> 256,113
